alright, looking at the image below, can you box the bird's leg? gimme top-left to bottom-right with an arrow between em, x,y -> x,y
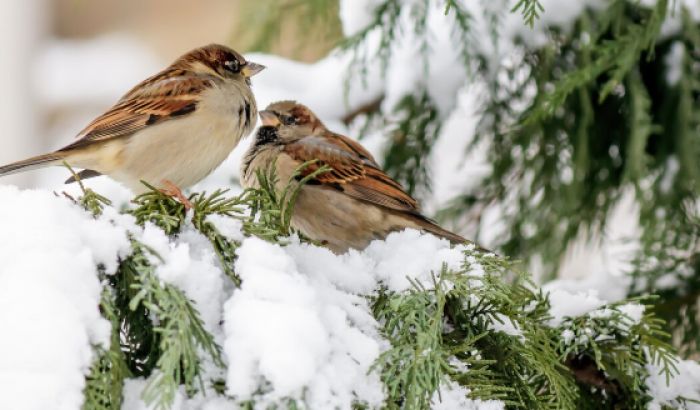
159,179 -> 193,210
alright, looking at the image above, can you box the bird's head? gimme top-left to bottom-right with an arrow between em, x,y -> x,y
258,101 -> 325,136
175,44 -> 265,84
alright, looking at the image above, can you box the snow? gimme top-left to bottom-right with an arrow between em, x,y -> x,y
617,303 -> 645,325
647,359 -> 700,410
432,381 -> 505,410
0,178 -> 510,409
205,213 -> 245,242
489,313 -> 524,339
223,231 -> 482,407
546,288 -> 606,327
665,41 -> 685,86
122,378 -> 237,410
224,237 -> 384,408
363,229 -> 476,291
339,0 -> 383,37
139,222 -> 230,335
0,186 -> 129,410
561,329 -> 575,344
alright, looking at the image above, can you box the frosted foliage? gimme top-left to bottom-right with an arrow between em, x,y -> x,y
139,223 -> 229,335
647,359 -> 700,409
0,181 -> 698,410
546,289 -> 606,326
122,379 -> 238,410
227,235 -> 404,407
0,183 -> 500,410
0,187 -> 129,410
223,232 -> 497,408
432,381 -> 505,410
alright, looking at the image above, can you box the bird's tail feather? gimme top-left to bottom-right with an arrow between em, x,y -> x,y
0,152 -> 65,178
412,215 -> 491,253
420,219 -> 470,244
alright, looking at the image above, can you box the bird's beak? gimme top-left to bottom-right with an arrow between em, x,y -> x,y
259,110 -> 280,126
241,62 -> 266,78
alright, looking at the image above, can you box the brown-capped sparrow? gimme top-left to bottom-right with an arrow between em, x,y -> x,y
241,101 -> 479,253
0,44 -> 265,207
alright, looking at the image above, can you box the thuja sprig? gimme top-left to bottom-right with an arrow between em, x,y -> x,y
62,162 -> 111,217
444,255 -> 577,409
82,287 -> 131,410
371,249 -> 683,409
555,297 -> 678,404
382,93 -> 442,197
190,189 -> 247,285
511,0 -> 545,28
242,159 -> 330,243
371,272 -> 453,409
126,239 -> 224,409
129,182 -> 188,234
130,184 -> 247,285
525,0 -> 668,124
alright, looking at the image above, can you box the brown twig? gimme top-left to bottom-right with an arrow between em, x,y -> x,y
341,95 -> 384,125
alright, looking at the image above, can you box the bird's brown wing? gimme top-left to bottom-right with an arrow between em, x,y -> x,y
59,71 -> 211,152
283,136 -> 418,212
325,131 -> 379,167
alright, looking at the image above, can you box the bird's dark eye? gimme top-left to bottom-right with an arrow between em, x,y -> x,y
281,115 -> 296,125
224,59 -> 240,73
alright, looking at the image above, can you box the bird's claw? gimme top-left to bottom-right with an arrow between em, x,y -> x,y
159,180 -> 193,210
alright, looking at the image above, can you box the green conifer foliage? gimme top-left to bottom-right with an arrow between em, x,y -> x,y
68,168 -> 684,409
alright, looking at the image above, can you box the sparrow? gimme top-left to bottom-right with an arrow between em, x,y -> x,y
0,43 -> 265,207
241,101 -> 477,253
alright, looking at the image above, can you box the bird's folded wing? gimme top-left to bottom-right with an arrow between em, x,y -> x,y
60,73 -> 209,151
283,136 -> 418,213
327,132 -> 379,167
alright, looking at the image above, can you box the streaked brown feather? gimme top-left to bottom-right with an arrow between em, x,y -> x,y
344,167 -> 418,211
327,132 -> 378,166
283,136 -> 366,184
282,135 -> 419,213
59,73 -> 211,152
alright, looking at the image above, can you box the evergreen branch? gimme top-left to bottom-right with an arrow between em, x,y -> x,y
190,189 -> 246,286
371,248 -> 682,408
624,70 -> 657,182
371,272 -> 453,409
129,182 -> 188,234
242,159 -> 330,243
510,0 -> 545,28
467,0 -> 693,284
444,0 -> 475,72
383,93 -> 442,196
374,253 -> 580,408
62,162 -> 112,217
64,178 -> 689,407
526,0 -> 668,123
555,297 -> 678,406
82,287 -> 131,410
124,239 -> 223,409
